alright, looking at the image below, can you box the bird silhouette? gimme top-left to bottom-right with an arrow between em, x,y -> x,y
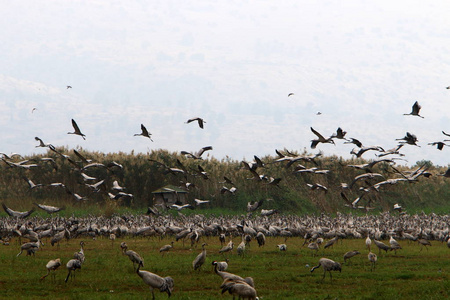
186,117 -> 205,129
344,138 -> 363,148
134,124 -> 153,141
181,146 -> 213,159
35,137 -> 52,148
2,203 -> 35,218
331,127 -> 347,139
34,203 -> 64,214
68,119 -> 86,140
310,127 -> 335,149
428,141 -> 448,150
396,132 -> 419,146
404,101 -> 424,118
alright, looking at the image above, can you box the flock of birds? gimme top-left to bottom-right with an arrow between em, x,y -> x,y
2,99 -> 450,217
0,97 -> 449,298
1,211 -> 450,298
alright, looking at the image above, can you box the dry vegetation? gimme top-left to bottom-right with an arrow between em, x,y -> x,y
0,148 -> 449,216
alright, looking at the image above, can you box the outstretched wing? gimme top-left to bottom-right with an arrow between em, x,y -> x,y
72,119 -> 81,133
141,124 -> 149,136
310,127 -> 326,140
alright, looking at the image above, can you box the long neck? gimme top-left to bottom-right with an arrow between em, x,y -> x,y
136,263 -> 142,275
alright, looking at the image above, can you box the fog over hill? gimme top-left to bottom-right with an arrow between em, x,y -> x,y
1,1 -> 450,166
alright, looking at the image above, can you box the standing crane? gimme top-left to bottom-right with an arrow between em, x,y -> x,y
310,258 -> 342,282
368,252 -> 377,271
220,278 -> 259,300
159,241 -> 174,256
65,259 -> 82,283
136,264 -> 174,300
193,243 -> 207,271
40,258 -> 61,281
365,235 -> 372,251
121,242 -> 144,271
73,241 -> 86,264
17,240 -> 40,257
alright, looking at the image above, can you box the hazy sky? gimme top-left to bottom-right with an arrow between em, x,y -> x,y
1,1 -> 450,166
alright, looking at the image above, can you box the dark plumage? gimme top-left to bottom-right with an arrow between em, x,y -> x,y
134,124 -> 153,141
186,117 -> 205,129
403,101 -> 424,118
68,119 -> 86,140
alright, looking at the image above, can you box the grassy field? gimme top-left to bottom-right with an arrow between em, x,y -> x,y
0,235 -> 449,300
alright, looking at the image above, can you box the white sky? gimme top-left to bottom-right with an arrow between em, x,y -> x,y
1,0 -> 450,166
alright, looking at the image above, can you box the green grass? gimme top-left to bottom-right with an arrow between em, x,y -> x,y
1,236 -> 449,299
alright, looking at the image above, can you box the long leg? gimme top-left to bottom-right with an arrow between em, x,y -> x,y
40,269 -> 50,280
65,270 -> 71,283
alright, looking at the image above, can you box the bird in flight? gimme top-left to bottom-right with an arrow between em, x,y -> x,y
186,117 -> 205,129
134,124 -> 153,141
310,127 -> 335,149
181,146 -> 213,159
35,137 -> 52,148
428,141 -> 448,151
68,119 -> 86,140
67,85 -> 72,89
396,132 -> 419,147
331,127 -> 347,139
2,203 -> 35,218
288,93 -> 294,97
404,101 -> 424,118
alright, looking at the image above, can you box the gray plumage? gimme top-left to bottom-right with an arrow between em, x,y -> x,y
34,203 -> 64,214
121,242 -> 144,270
136,264 -> 174,300
213,261 -> 255,287
389,236 -> 402,254
17,241 -> 40,257
214,259 -> 229,271
73,241 -> 85,264
368,252 -> 377,271
221,278 -> 258,300
2,203 -> 35,219
417,239 -> 431,251
277,244 -> 287,251
40,258 -> 61,280
219,240 -> 233,254
193,243 -> 207,271
310,258 -> 342,281
324,237 -> 338,249
237,239 -> 246,256
51,229 -> 70,248
65,259 -> 82,283
159,241 -> 174,256
307,242 -> 319,256
256,232 -> 265,247
343,250 -> 360,263
373,239 -> 390,254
